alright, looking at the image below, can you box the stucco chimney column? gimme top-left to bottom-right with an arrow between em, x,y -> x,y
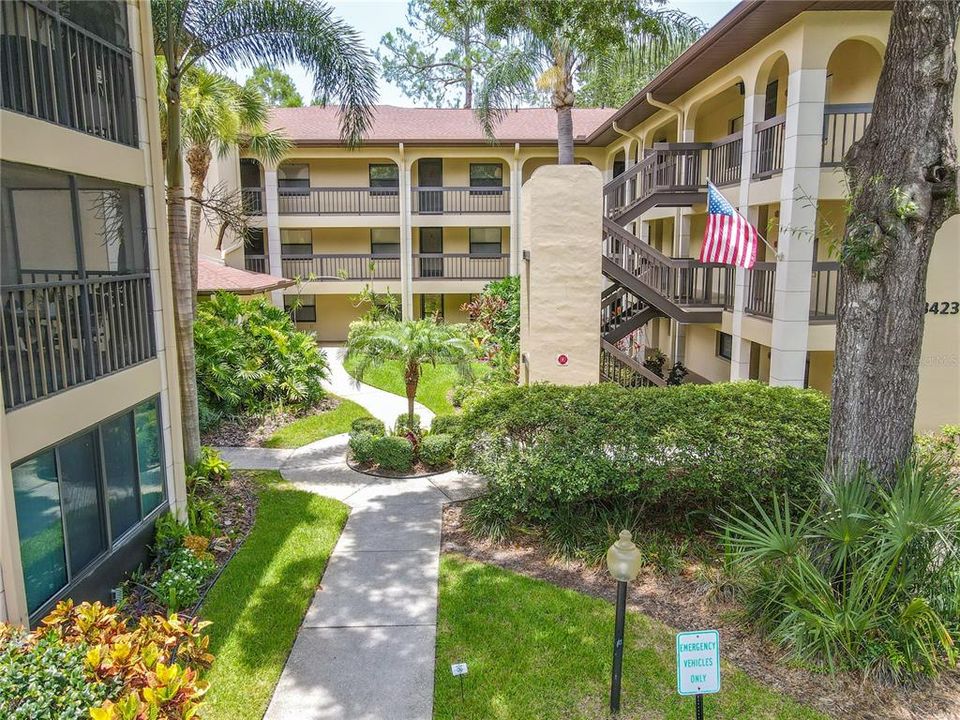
263,163 -> 283,307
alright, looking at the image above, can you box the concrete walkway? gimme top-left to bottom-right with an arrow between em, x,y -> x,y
215,348 -> 484,720
320,344 -> 435,430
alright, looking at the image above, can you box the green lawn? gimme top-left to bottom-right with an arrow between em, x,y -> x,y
342,356 -> 487,415
434,554 -> 827,720
200,471 -> 349,720
262,395 -> 370,448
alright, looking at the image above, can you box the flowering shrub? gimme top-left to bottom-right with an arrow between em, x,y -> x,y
0,601 -> 212,720
149,549 -> 217,612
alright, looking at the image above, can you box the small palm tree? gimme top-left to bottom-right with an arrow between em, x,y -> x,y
475,0 -> 704,164
346,319 -> 475,428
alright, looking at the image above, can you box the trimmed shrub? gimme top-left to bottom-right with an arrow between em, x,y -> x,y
421,433 -> 454,467
430,415 -> 461,436
394,413 -> 421,436
350,416 -> 386,436
349,430 -> 377,464
457,382 -> 830,524
371,435 -> 415,472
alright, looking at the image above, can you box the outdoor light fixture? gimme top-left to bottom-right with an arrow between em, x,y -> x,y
607,530 -> 643,715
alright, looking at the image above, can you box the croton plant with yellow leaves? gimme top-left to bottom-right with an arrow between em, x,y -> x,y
0,600 -> 212,720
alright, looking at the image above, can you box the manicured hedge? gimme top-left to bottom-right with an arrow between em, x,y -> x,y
394,413 -> 422,435
430,415 -> 461,436
371,436 -> 415,472
421,433 -> 454,467
456,382 -> 829,523
349,431 -> 377,463
351,417 -> 386,436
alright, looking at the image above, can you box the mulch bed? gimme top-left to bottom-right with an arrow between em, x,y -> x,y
200,398 -> 339,448
441,502 -> 960,720
122,472 -> 259,620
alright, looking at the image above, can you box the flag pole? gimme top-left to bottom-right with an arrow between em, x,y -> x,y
706,177 -> 783,261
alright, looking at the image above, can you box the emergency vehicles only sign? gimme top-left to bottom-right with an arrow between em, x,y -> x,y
676,630 -> 720,696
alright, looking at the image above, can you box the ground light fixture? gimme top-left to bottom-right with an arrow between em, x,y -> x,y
606,529 -> 644,715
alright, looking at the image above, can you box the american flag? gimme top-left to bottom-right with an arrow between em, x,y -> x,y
699,181 -> 759,268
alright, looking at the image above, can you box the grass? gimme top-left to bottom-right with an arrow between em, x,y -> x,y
262,395 -> 370,448
342,355 -> 488,415
434,554 -> 828,720
200,471 -> 349,720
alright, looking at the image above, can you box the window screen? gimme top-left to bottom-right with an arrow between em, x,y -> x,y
469,228 -> 502,256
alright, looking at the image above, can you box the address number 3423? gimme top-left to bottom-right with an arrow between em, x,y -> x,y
926,301 -> 959,315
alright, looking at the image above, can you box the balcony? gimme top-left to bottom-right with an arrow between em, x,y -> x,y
410,187 -> 510,214
0,0 -> 137,146
604,145 -> 708,224
244,255 -> 269,274
707,131 -> 743,187
1,271 -> 155,410
412,253 -> 509,279
752,115 -> 786,178
741,261 -> 839,321
277,253 -> 510,282
278,187 -> 399,215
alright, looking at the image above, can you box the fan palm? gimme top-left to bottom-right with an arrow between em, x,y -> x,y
475,0 -> 704,164
346,319 -> 475,427
152,0 -> 378,463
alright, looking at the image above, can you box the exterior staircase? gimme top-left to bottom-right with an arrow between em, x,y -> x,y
601,286 -> 661,343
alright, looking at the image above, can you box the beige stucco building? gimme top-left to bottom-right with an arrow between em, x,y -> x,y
0,0 -> 187,627
210,0 -> 957,432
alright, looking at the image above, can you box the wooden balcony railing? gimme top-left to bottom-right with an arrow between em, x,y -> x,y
410,187 -> 510,214
822,103 -> 873,166
412,253 -> 509,279
242,188 -> 264,215
1,273 -> 155,409
753,114 -> 786,178
277,187 -> 400,215
743,261 -> 840,321
708,131 -> 743,186
244,255 -> 268,274
600,339 -> 666,388
604,144 -> 709,218
280,254 -> 400,281
0,0 -> 137,146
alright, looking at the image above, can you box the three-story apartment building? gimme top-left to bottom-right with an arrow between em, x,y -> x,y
0,0 -> 186,626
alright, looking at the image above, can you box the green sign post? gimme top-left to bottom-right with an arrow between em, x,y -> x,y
676,630 -> 720,719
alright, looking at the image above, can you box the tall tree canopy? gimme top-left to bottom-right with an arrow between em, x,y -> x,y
152,0 -> 377,463
377,0 -> 498,108
244,63 -> 304,107
475,0 -> 703,163
828,0 -> 959,483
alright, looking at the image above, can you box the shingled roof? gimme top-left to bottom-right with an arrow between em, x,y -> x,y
266,105 -> 617,146
197,257 -> 294,295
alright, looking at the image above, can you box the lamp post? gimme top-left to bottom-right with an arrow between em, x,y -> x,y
606,529 -> 643,716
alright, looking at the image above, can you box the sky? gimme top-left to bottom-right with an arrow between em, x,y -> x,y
231,0 -> 740,107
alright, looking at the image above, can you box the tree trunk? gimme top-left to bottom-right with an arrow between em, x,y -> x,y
186,143 -> 212,318
166,73 -> 202,466
555,104 -> 574,165
827,0 -> 959,484
463,25 -> 473,109
404,360 -> 420,427
553,58 -> 576,165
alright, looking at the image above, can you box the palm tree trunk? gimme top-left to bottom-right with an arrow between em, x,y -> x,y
186,143 -> 212,318
404,360 -> 420,427
166,74 -> 202,466
555,104 -> 574,165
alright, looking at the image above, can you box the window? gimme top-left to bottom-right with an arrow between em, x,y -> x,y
371,228 -> 400,256
369,163 -> 399,190
284,296 -> 316,323
470,163 -> 503,187
469,228 -> 502,256
764,80 -> 779,120
278,164 -> 310,191
11,398 -> 167,618
281,229 -> 312,256
717,331 -> 733,361
421,294 -> 444,320
245,228 -> 265,255
729,115 -> 744,134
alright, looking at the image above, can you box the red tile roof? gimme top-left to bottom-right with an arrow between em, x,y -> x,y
197,257 -> 293,295
267,105 -> 617,145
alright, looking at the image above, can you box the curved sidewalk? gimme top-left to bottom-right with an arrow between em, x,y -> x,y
320,345 -> 435,430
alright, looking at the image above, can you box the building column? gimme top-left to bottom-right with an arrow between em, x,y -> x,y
730,93 -> 764,381
509,145 -> 521,275
770,68 -> 827,386
263,163 -> 283,307
398,148 -> 414,320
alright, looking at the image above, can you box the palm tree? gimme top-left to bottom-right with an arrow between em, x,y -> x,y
346,319 -> 475,427
156,59 -> 290,316
475,0 -> 704,164
152,0 -> 378,463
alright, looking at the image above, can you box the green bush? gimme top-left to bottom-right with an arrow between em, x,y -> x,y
187,446 -> 230,492
421,433 -> 454,467
394,413 -> 421,436
195,292 -> 328,418
349,430 -> 377,463
722,461 -> 960,681
149,547 -> 217,612
371,435 -> 415,472
457,382 -> 830,526
430,415 -> 461,436
350,416 -> 386,436
0,630 -> 118,720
